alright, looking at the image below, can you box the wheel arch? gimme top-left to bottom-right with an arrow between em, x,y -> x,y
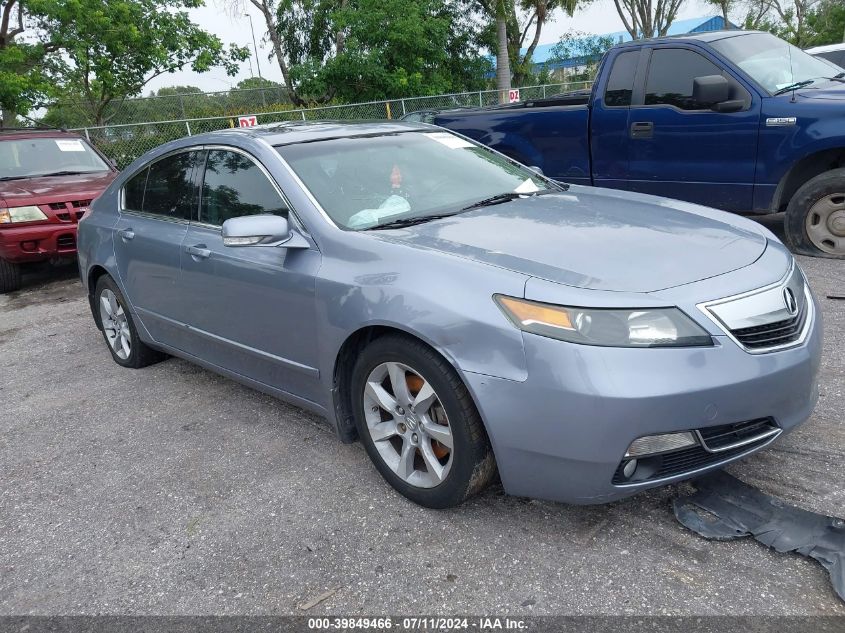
772,147 -> 845,213
330,324 -> 483,445
86,264 -> 111,330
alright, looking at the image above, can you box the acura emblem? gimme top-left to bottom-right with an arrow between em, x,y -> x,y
783,287 -> 798,316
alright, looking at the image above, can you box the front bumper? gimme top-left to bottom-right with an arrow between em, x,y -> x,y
0,223 -> 77,263
462,294 -> 823,505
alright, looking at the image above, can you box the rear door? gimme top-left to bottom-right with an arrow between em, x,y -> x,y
177,147 -> 322,403
590,49 -> 642,190
625,46 -> 760,211
113,149 -> 201,345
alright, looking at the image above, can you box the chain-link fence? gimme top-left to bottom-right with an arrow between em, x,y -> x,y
73,82 -> 593,168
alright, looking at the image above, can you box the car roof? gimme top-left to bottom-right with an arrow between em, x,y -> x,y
806,42 -> 845,54
0,128 -> 84,141
614,29 -> 765,48
211,120 -> 432,146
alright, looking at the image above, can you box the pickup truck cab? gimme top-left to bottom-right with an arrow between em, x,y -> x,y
424,31 -> 845,258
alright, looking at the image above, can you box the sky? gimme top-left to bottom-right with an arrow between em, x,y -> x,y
144,0 -> 718,94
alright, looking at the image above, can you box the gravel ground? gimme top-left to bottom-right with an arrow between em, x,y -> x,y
0,216 -> 843,616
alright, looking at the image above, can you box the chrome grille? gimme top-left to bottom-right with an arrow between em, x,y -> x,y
699,263 -> 812,353
730,302 -> 808,350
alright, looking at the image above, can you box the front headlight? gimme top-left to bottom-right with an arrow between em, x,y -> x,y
494,295 -> 713,348
0,206 -> 49,224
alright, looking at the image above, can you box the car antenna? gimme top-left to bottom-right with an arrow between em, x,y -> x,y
787,43 -> 797,103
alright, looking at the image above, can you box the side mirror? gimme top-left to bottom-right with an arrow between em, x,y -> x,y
692,75 -> 730,107
221,214 -> 308,249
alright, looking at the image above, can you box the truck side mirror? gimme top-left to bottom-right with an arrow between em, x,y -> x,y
693,75 -> 730,107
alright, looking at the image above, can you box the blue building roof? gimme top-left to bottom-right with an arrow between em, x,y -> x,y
502,15 -> 734,71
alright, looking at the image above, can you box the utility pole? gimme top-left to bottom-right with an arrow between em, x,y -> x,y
245,12 -> 263,79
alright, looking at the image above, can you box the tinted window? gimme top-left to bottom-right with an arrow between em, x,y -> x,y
199,150 -> 287,225
645,49 -> 722,110
604,51 -> 639,106
142,151 -> 200,220
818,50 -> 845,68
123,168 -> 148,211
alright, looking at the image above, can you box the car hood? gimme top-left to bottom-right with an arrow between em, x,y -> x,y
0,171 -> 117,205
797,83 -> 845,101
373,187 -> 768,293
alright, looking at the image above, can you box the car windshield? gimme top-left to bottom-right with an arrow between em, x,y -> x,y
0,136 -> 110,180
276,131 -> 555,230
711,32 -> 841,94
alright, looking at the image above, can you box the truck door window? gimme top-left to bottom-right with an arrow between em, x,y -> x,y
644,49 -> 722,110
604,51 -> 639,106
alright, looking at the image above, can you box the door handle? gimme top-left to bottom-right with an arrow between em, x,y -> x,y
186,244 -> 211,260
117,228 -> 135,241
630,121 -> 654,139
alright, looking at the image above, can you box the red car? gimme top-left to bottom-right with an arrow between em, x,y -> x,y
0,129 -> 118,293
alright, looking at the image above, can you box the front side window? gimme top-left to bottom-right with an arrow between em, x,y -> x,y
199,150 -> 288,226
141,151 -> 201,220
604,51 -> 639,107
277,131 -> 554,230
0,136 -> 110,181
123,168 -> 148,212
711,32 -> 841,94
644,48 -> 723,110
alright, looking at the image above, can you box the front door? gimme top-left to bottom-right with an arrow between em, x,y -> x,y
113,150 -> 201,345
625,46 -> 761,212
178,148 -> 323,404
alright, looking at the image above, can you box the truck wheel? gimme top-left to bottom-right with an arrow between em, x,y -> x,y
784,168 -> 845,258
0,259 -> 22,294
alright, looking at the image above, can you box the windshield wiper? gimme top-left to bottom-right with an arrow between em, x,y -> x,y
460,188 -> 561,212
773,79 -> 816,95
37,170 -> 88,177
368,212 -> 463,230
0,175 -> 31,182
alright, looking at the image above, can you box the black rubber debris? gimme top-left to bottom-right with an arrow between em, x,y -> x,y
673,471 -> 845,603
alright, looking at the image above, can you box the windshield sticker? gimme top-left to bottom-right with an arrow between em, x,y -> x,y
55,139 -> 86,152
514,178 -> 540,194
423,132 -> 474,150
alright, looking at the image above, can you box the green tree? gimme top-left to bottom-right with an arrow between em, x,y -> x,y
611,0 -> 686,39
0,0 -> 58,126
309,0 -> 491,102
30,0 -> 249,126
803,0 -> 845,46
546,29 -> 616,81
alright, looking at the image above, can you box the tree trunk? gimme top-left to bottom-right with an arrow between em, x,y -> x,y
496,17 -> 511,103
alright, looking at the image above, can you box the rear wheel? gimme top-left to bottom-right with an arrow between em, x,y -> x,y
94,275 -> 165,368
784,168 -> 845,258
0,259 -> 21,294
351,335 -> 496,508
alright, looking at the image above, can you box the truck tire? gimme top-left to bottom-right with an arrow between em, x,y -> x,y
0,259 -> 21,294
784,168 -> 845,259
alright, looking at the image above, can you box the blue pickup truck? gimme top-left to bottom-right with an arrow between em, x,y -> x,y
414,30 -> 845,258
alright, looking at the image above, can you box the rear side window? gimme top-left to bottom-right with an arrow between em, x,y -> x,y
142,151 -> 201,220
644,48 -> 723,110
199,150 -> 287,226
123,168 -> 148,212
604,51 -> 639,106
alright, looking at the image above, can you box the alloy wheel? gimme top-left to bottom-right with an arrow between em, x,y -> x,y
362,362 -> 454,488
99,288 -> 131,360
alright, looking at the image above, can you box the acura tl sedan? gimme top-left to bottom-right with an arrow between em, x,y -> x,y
78,121 -> 822,508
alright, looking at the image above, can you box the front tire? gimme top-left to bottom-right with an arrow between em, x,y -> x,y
0,259 -> 21,294
351,334 -> 496,508
784,168 -> 845,258
94,275 -> 165,368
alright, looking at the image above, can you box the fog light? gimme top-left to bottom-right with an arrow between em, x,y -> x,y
622,459 -> 638,479
21,240 -> 38,252
625,431 -> 698,457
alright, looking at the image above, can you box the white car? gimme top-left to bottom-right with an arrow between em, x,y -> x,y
806,42 -> 845,69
